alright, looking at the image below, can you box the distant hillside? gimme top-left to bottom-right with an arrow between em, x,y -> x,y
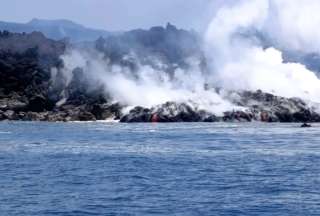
96,23 -> 205,72
0,19 -> 111,42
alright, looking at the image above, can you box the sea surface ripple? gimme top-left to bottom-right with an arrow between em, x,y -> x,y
0,122 -> 320,216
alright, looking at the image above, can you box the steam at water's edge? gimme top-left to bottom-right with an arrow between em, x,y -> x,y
205,0 -> 320,103
55,0 -> 320,115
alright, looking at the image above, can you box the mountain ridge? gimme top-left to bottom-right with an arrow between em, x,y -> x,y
0,19 -> 111,42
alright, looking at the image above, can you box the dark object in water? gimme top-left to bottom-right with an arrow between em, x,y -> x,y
301,123 -> 312,128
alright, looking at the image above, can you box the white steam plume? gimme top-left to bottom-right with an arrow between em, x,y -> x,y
59,49 -> 237,115
57,0 -> 320,115
205,0 -> 320,102
265,0 -> 320,53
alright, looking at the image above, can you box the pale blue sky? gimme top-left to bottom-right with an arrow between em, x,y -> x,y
0,0 -> 223,31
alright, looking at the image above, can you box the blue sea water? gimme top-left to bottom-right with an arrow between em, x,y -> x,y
0,122 -> 320,216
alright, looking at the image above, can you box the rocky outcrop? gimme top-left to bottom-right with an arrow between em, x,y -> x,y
231,90 -> 320,122
120,102 -> 213,123
120,90 -> 320,123
0,31 -> 122,122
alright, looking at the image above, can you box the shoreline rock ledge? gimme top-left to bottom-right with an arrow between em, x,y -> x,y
1,31 -> 320,123
119,91 -> 320,123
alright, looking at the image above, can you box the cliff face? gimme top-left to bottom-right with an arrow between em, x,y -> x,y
0,31 -> 65,120
0,31 -> 65,95
0,31 -> 112,121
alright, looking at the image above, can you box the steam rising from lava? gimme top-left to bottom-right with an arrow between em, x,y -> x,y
205,0 -> 320,102
56,0 -> 320,114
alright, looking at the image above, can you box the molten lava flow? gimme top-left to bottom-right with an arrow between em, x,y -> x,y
151,114 -> 159,123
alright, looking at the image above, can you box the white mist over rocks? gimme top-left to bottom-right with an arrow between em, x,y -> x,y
59,49 -> 237,115
57,0 -> 320,115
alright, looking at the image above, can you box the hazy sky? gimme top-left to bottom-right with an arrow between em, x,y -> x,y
0,0 -> 220,31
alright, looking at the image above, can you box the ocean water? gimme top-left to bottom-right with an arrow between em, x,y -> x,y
0,122 -> 320,216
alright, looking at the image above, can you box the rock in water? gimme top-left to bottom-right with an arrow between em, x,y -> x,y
301,123 -> 312,128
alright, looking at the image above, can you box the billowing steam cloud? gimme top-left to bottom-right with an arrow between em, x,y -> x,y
57,0 -> 320,115
265,0 -> 320,53
205,0 -> 320,102
59,49 -> 237,115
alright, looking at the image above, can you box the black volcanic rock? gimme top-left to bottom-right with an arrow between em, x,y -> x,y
152,102 -> 204,122
0,31 -> 64,105
28,95 -> 54,112
228,90 -> 320,123
120,90 -> 320,123
91,103 -> 122,120
223,111 -> 253,122
121,102 -> 211,123
0,31 -> 65,93
120,107 -> 152,123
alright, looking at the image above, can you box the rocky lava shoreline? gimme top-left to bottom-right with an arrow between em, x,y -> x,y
1,30 -> 320,123
120,90 -> 320,123
1,90 -> 320,123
